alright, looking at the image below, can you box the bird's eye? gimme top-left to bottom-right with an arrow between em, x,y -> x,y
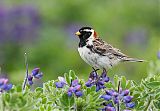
79,30 -> 82,33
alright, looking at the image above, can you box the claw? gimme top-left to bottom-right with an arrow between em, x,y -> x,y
92,67 -> 100,72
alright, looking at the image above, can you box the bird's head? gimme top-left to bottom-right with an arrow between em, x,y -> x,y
75,27 -> 98,41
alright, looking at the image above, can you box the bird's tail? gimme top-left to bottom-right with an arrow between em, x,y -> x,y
122,57 -> 146,62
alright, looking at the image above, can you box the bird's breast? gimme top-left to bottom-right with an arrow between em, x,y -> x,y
78,46 -> 120,69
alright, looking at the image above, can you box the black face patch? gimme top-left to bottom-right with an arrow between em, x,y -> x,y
79,31 -> 92,47
78,27 -> 93,47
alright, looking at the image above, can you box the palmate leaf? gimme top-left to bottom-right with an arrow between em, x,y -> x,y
2,86 -> 34,111
59,93 -> 75,110
153,99 -> 160,109
78,88 -> 104,111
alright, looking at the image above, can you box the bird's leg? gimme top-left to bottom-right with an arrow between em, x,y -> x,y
102,68 -> 108,75
92,67 -> 99,73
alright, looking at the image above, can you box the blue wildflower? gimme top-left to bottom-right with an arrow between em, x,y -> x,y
31,68 -> 43,79
121,89 -> 129,96
102,89 -> 135,110
32,68 -> 40,76
55,82 -> 65,88
85,70 -> 109,91
101,95 -> 112,101
67,91 -> 72,97
102,106 -> 116,111
55,77 -> 66,88
27,68 -> 43,86
123,96 -> 133,103
67,79 -> 83,97
126,102 -> 135,108
0,78 -> 12,92
75,90 -> 83,97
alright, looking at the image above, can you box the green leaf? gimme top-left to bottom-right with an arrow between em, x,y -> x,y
132,80 -> 138,86
153,100 -> 160,109
42,97 -> 47,104
114,75 -> 118,88
137,101 -> 145,109
69,70 -> 77,80
64,73 -> 71,85
35,87 -> 43,92
133,93 -> 140,99
16,85 -> 22,92
126,80 -> 131,89
105,82 -> 114,89
91,85 -> 96,92
121,76 -> 126,89
155,92 -> 160,99
146,81 -> 160,89
60,93 -> 74,108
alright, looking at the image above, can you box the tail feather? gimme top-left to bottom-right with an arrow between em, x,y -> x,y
122,57 -> 145,62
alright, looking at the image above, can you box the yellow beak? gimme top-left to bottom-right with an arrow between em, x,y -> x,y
75,31 -> 81,36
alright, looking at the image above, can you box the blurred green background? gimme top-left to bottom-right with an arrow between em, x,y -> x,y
0,0 -> 160,84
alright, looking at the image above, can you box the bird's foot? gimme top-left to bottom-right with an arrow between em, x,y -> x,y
101,68 -> 108,76
102,68 -> 107,74
92,67 -> 99,73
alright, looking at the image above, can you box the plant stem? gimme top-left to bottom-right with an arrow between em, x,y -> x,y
117,80 -> 121,111
144,96 -> 152,111
22,53 -> 29,93
0,94 -> 4,111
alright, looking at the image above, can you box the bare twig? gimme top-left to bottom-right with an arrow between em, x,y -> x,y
22,53 -> 29,93
117,80 -> 121,111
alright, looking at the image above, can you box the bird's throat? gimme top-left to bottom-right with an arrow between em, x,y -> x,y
79,39 -> 87,47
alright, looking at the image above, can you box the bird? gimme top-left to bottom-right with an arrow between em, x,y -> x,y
75,26 -> 144,73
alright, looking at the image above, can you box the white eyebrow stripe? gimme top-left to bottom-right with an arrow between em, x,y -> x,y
84,29 -> 94,32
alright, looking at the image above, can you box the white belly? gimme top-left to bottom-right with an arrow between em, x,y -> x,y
78,46 -> 119,69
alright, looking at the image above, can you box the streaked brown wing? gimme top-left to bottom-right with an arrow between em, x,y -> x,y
92,38 -> 128,59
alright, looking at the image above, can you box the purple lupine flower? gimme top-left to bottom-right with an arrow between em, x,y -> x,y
101,95 -> 112,101
67,91 -> 72,97
102,89 -> 135,110
0,78 -> 8,85
34,73 -> 43,79
126,102 -> 135,108
0,78 -> 12,92
102,106 -> 116,111
113,97 -> 119,104
75,90 -> 83,97
28,75 -> 33,85
85,79 -> 93,87
28,80 -> 33,86
27,67 -> 43,86
85,70 -> 109,91
55,82 -> 65,88
101,71 -> 110,82
31,68 -> 43,79
67,79 -> 83,97
55,77 -> 66,88
32,68 -> 40,76
121,89 -> 129,96
71,79 -> 79,87
123,96 -> 133,103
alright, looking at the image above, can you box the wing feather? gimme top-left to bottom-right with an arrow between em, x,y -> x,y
92,38 -> 128,59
